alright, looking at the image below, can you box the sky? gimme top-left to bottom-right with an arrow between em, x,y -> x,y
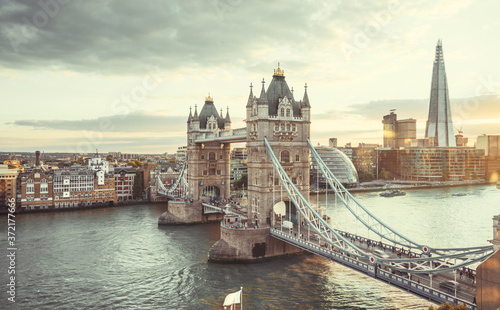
1,0 -> 499,154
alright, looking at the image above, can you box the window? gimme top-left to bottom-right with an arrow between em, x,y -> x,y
40,179 -> 48,193
295,154 -> 300,162
219,154 -> 223,160
280,124 -> 285,131
280,108 -> 284,117
217,170 -> 221,175
209,152 -> 216,161
201,154 -> 205,160
281,150 -> 290,163
203,170 -> 208,176
286,124 -> 290,131
275,124 -> 279,131
209,168 -> 215,175
286,109 -> 290,117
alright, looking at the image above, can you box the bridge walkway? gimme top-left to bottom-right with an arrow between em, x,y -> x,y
270,226 -> 477,309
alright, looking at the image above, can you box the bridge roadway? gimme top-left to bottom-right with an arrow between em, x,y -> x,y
201,202 -> 248,219
270,226 -> 477,309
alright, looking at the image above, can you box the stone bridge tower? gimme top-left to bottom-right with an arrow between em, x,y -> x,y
186,94 -> 231,202
209,64 -> 311,261
246,64 -> 311,227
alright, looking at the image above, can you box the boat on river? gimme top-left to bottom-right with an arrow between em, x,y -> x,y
379,190 -> 406,197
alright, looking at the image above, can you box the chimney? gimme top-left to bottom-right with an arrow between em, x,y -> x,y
35,151 -> 41,167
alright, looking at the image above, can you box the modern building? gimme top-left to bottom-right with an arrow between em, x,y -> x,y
114,167 -> 136,201
424,40 -> 456,147
477,135 -> 500,182
399,148 -> 485,181
310,146 -> 358,188
19,151 -> 54,211
0,164 -> 19,209
230,147 -> 247,186
382,110 -> 417,148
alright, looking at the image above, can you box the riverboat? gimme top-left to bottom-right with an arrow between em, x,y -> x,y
379,190 -> 406,197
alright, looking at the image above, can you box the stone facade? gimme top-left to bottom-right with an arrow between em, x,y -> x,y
186,95 -> 231,202
245,64 -> 311,228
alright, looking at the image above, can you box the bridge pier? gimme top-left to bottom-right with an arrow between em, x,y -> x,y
208,225 -> 303,262
475,215 -> 500,310
158,200 -> 223,225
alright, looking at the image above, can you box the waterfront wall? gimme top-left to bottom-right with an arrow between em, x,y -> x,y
158,200 -> 223,225
208,225 -> 303,262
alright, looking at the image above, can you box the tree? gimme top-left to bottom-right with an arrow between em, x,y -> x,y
378,170 -> 389,180
127,160 -> 143,168
358,172 -> 375,183
428,302 -> 468,310
132,169 -> 143,199
234,174 -> 248,190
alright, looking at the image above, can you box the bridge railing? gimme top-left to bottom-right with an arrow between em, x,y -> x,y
271,228 -> 476,310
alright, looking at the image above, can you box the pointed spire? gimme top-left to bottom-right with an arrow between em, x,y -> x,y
193,104 -> 199,120
259,78 -> 266,99
225,106 -> 231,123
187,106 -> 193,123
302,83 -> 310,107
246,82 -> 254,107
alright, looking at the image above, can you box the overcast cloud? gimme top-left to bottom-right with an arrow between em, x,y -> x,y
0,0 -> 498,153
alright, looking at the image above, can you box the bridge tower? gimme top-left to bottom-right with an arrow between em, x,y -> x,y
209,64 -> 311,261
186,94 -> 231,202
246,63 -> 311,227
158,95 -> 231,225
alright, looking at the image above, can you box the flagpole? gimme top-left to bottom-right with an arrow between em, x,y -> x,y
240,287 -> 243,310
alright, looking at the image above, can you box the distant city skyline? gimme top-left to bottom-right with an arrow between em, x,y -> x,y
1,0 -> 499,153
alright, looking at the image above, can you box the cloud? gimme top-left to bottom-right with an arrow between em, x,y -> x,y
0,0 -> 474,76
8,111 -> 187,133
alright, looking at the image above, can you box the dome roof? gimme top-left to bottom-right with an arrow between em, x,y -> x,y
198,96 -> 225,130
311,146 -> 358,186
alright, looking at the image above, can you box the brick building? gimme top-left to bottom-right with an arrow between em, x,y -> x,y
19,151 -> 54,211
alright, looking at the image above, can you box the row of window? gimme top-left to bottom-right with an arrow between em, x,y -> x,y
200,152 -> 224,160
54,191 -> 113,200
203,169 -> 222,176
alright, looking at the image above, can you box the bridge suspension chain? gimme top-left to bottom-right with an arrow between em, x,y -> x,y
157,155 -> 189,199
264,138 -> 368,259
308,139 -> 425,252
307,139 -> 494,273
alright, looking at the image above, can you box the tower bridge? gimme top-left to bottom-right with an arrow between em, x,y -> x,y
157,64 -> 498,309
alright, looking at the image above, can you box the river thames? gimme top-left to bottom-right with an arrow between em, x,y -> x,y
1,184 -> 499,309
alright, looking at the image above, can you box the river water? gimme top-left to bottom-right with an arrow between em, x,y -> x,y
1,185 -> 498,309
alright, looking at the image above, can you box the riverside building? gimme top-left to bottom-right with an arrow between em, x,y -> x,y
19,151 -> 54,211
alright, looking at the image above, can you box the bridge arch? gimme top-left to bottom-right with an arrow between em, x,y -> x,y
201,185 -> 221,201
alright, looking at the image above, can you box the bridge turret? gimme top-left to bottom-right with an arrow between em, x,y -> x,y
224,107 -> 231,130
191,104 -> 200,131
301,83 -> 311,122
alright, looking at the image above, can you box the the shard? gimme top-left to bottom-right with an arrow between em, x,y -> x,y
424,40 -> 456,147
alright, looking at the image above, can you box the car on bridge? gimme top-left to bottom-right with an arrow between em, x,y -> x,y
439,280 -> 459,292
373,249 -> 390,259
